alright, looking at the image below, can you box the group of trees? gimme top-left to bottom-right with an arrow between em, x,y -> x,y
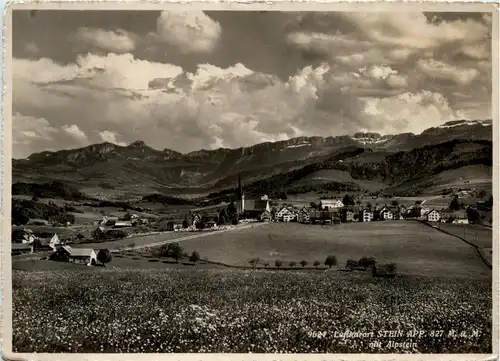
248,255 -> 338,269
152,242 -> 202,264
12,199 -> 76,226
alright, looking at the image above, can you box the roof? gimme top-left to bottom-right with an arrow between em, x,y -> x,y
62,246 -> 95,257
95,226 -> 105,232
244,199 -> 269,211
320,199 -> 342,204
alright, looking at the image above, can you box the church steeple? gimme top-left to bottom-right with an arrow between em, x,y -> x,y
237,172 -> 243,200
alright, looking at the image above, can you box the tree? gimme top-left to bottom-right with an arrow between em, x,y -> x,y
196,218 -> 206,230
218,209 -> 228,225
231,216 -> 239,225
391,200 -> 399,206
189,251 -> 200,264
466,207 -> 480,224
346,259 -> 358,270
97,249 -> 112,267
275,259 -> 282,268
263,261 -> 270,268
313,261 -> 321,269
167,242 -> 183,262
300,260 -> 308,268
359,256 -> 376,269
248,258 -> 260,268
449,196 -> 460,211
324,255 -> 338,268
76,234 -> 85,240
342,194 -> 355,206
289,261 -> 297,268
182,214 -> 190,229
227,202 -> 237,217
309,202 -> 317,209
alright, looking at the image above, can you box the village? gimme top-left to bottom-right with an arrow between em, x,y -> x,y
11,184 -> 486,266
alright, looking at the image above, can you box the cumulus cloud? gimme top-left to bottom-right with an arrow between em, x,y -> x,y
154,11 -> 221,53
417,59 -> 479,85
73,27 -> 137,53
13,113 -> 90,159
99,130 -> 127,146
61,124 -> 89,144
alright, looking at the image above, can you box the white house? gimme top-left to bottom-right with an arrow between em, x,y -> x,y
49,234 -> 61,251
426,209 -> 441,222
276,206 -> 296,222
360,209 -> 374,222
379,206 -> 394,220
320,199 -> 344,210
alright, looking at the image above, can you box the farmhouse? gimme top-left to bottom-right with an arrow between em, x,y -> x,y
114,221 -> 133,228
426,209 -> 441,222
93,226 -> 106,240
242,199 -> 271,219
310,210 -> 338,224
360,209 -> 374,222
259,210 -> 272,222
276,206 -> 296,222
12,227 -> 35,244
441,210 -> 468,224
379,206 -> 394,220
341,207 -> 358,222
11,243 -> 34,256
320,199 -> 344,210
297,207 -> 311,224
36,234 -> 62,252
51,246 -> 97,265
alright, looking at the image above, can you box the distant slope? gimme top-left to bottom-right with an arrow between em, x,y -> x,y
12,119 -> 492,197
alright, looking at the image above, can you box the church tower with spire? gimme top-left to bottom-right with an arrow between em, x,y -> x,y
236,172 -> 245,214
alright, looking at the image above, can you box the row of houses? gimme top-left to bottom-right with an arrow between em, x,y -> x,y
273,204 -> 469,224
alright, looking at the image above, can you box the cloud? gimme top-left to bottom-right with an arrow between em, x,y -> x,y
99,130 -> 127,146
359,91 -> 457,134
61,124 -> 89,144
154,11 -> 221,53
73,27 -> 137,53
417,59 -> 479,85
13,113 -> 90,159
13,39 -> 489,157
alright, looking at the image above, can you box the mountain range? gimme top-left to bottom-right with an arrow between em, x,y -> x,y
12,119 -> 493,199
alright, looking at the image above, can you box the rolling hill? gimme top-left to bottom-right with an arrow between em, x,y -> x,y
12,119 -> 492,198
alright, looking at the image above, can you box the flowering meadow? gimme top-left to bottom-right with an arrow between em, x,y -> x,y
13,269 -> 491,353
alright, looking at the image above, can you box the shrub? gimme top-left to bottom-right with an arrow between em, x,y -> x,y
289,261 -> 297,268
324,255 -> 337,268
345,259 -> 358,270
248,258 -> 260,268
167,243 -> 183,263
275,260 -> 282,268
97,249 -> 112,267
263,261 -> 270,268
76,234 -> 85,240
358,256 -> 376,269
313,261 -> 320,268
189,251 -> 201,264
300,260 -> 308,268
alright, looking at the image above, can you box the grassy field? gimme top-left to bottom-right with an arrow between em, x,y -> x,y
12,268 -> 492,353
173,221 -> 490,278
432,223 -> 492,249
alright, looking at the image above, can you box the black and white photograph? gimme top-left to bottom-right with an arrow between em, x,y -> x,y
2,2 -> 498,357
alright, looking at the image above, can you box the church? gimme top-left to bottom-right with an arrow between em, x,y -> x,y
235,173 -> 271,219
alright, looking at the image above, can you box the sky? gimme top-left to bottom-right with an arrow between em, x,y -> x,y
12,10 -> 493,159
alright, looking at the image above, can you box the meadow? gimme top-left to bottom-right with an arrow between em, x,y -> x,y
175,221 -> 490,278
12,269 -> 491,353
